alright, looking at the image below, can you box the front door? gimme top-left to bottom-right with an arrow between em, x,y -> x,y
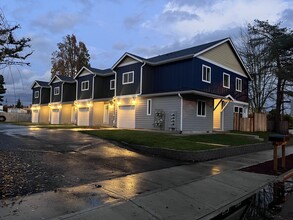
213,99 -> 222,130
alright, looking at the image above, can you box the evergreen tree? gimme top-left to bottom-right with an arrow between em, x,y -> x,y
51,34 -> 90,78
16,98 -> 22,108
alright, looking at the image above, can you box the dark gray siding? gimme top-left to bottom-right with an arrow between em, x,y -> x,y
223,103 -> 234,131
32,88 -> 41,104
40,88 -> 50,104
94,75 -> 115,99
77,75 -> 93,100
63,83 -> 76,102
51,82 -> 62,102
115,63 -> 142,96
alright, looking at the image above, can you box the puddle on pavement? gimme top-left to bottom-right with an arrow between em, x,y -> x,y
212,176 -> 293,220
0,183 -> 119,220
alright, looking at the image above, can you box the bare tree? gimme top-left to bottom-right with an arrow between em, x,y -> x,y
51,34 -> 90,78
0,10 -> 32,69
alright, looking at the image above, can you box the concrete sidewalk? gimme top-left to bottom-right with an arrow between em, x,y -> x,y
1,146 -> 292,220
53,146 -> 293,220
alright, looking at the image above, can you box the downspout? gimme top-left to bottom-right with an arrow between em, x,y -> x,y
139,62 -> 146,95
178,93 -> 183,133
113,70 -> 117,127
61,82 -> 64,103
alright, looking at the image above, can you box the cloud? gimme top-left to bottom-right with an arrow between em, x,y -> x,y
2,67 -> 51,105
143,0 -> 290,41
124,14 -> 144,29
32,11 -> 84,33
112,42 -> 129,50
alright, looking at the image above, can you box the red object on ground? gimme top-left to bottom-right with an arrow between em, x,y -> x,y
241,154 -> 293,176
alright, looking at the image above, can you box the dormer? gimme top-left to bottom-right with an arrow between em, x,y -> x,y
31,80 -> 50,105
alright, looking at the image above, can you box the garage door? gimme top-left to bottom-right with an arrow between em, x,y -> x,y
51,109 -> 60,124
32,110 -> 39,123
77,107 -> 90,126
117,106 -> 135,129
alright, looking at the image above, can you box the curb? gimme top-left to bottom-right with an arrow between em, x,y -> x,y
119,142 -> 272,162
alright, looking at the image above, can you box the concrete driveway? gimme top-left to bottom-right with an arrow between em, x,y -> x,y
0,124 -> 183,199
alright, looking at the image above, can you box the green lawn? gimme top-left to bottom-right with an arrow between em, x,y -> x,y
83,130 -> 264,151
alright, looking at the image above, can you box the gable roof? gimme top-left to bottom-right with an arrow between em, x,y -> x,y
31,80 -> 50,89
49,75 -> 75,85
75,66 -> 114,78
111,38 -> 251,79
112,52 -> 145,69
146,38 -> 227,64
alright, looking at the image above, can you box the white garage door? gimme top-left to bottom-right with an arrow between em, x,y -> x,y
51,109 -> 60,124
77,107 -> 90,126
117,106 -> 135,129
32,110 -> 39,123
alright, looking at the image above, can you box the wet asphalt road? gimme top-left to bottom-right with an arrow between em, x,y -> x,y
0,123 -> 183,199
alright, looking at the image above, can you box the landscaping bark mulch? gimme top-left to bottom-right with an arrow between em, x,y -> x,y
240,154 -> 293,176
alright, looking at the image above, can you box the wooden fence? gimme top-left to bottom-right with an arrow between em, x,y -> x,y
233,112 -> 267,132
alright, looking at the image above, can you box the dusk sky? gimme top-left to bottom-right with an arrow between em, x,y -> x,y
1,0 -> 293,105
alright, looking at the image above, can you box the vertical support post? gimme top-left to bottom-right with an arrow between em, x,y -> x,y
274,144 -> 278,173
282,145 -> 286,169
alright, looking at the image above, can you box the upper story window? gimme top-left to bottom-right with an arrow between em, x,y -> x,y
81,81 -> 89,91
122,71 -> 134,85
197,100 -> 206,117
110,79 -> 115,90
34,91 -> 39,98
54,87 -> 60,95
223,73 -> 230,89
236,78 -> 242,92
147,99 -> 152,116
202,65 -> 211,83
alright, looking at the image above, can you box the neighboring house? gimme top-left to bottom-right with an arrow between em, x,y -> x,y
31,38 -> 250,132
112,38 -> 251,132
74,67 -> 115,126
48,75 -> 76,124
31,81 -> 50,123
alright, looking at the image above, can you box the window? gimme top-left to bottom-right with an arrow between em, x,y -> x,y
223,73 -> 230,88
234,106 -> 243,117
197,100 -> 206,117
34,91 -> 39,98
202,65 -> 211,83
122,71 -> 134,84
147,99 -> 152,115
236,78 -> 242,92
81,81 -> 89,91
54,87 -> 60,95
110,79 -> 115,90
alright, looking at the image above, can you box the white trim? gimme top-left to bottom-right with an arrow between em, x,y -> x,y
223,73 -> 230,89
197,100 -> 206,117
198,56 -> 248,78
54,87 -> 60,95
236,77 -> 242,92
112,53 -> 143,69
122,71 -> 134,85
139,62 -> 146,95
61,83 -> 64,102
202,65 -> 211,83
92,78 -> 94,99
194,38 -> 252,80
110,79 -> 115,90
146,99 -> 152,116
81,80 -> 89,91
117,60 -> 139,68
34,91 -> 39,98
178,93 -> 183,132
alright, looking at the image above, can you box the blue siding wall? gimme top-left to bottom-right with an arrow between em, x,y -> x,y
115,63 -> 142,96
77,75 -> 93,100
51,82 -> 62,102
63,83 -> 76,102
94,75 -> 115,99
32,88 -> 41,104
142,57 -> 248,102
40,88 -> 50,104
